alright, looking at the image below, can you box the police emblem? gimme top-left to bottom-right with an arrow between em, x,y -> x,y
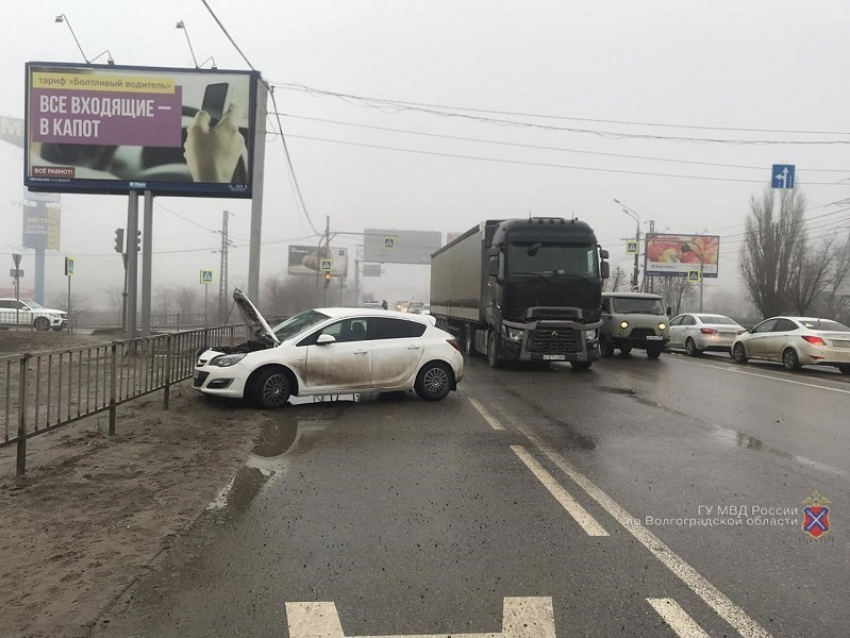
801,490 -> 831,540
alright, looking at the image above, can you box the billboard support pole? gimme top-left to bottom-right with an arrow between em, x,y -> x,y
141,190 -> 154,337
34,248 -> 45,305
126,192 -> 139,339
247,81 -> 268,304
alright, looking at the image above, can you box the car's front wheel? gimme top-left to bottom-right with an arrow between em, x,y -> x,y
647,345 -> 663,359
415,362 -> 453,401
249,367 -> 291,409
34,317 -> 51,332
782,348 -> 801,372
732,343 -> 748,364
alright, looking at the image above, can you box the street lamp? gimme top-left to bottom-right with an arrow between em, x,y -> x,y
55,14 -> 89,63
681,243 -> 705,312
176,21 -> 218,69
614,199 -> 640,290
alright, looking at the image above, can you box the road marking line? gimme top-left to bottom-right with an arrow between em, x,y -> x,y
647,598 -> 711,638
672,358 -> 850,395
287,597 -> 554,638
511,445 -> 609,537
499,411 -> 774,638
469,397 -> 505,430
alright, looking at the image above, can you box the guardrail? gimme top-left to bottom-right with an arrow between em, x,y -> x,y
0,324 -> 249,478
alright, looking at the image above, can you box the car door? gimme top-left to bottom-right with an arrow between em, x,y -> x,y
300,317 -> 373,392
668,315 -> 686,347
745,319 -> 778,357
369,317 -> 425,388
762,318 -> 799,360
680,314 -> 698,346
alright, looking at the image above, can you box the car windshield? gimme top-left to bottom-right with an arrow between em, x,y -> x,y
800,319 -> 850,332
700,316 -> 737,325
272,310 -> 330,341
612,297 -> 666,315
508,242 -> 598,278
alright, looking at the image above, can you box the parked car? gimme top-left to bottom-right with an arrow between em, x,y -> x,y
667,313 -> 746,356
0,298 -> 67,331
600,292 -> 670,358
194,290 -> 464,407
362,300 -> 381,309
731,316 -> 850,374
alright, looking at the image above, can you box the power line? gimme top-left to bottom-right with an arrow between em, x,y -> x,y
272,82 -> 850,146
281,133 -> 847,185
277,113 -> 850,174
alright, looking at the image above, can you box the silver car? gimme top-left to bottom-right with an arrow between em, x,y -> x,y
731,316 -> 850,374
668,313 -> 746,356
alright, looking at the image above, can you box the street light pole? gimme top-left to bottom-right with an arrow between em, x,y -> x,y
614,199 -> 641,290
680,242 -> 705,313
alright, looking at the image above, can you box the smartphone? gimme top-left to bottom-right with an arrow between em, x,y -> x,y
201,83 -> 232,125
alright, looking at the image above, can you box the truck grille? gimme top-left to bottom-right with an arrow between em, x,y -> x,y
529,328 -> 580,354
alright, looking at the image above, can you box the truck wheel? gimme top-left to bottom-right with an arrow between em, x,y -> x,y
464,325 -> 478,357
34,317 -> 51,332
600,336 -> 615,358
570,361 -> 592,371
487,331 -> 502,369
620,344 -> 633,355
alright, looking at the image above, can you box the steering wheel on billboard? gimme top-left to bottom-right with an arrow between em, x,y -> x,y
37,105 -> 249,184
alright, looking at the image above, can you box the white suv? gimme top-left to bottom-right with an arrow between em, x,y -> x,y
0,299 -> 68,331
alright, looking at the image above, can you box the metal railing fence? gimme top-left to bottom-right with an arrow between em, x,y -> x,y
0,324 -> 249,477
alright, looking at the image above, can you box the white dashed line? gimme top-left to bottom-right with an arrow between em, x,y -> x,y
647,598 -> 711,638
511,445 -> 608,537
469,397 -> 505,430
499,410 -> 774,638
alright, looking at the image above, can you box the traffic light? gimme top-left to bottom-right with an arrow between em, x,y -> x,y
324,272 -> 331,289
135,230 -> 142,252
114,228 -> 124,253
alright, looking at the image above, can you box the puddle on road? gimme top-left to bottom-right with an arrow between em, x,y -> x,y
711,424 -> 847,477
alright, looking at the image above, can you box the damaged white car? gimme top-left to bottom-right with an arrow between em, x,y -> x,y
194,290 -> 464,407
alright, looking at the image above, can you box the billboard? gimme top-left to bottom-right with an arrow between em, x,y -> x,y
363,229 -> 442,265
22,202 -> 60,250
288,245 -> 348,277
362,264 -> 382,277
24,62 -> 260,198
446,232 -> 463,245
645,234 -> 720,277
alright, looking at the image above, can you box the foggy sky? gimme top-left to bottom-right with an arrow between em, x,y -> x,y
2,1 -> 850,310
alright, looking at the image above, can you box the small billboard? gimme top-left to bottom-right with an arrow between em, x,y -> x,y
288,245 -> 348,277
22,202 -> 60,250
24,62 -> 260,198
364,229 -> 442,265
362,264 -> 382,277
645,234 -> 719,277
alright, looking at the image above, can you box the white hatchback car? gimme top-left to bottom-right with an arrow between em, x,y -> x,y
667,313 -> 746,356
731,316 -> 850,374
194,290 -> 464,407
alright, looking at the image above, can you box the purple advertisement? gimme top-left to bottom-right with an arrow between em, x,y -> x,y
25,63 -> 259,199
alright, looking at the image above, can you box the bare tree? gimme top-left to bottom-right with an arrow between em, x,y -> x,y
789,237 -> 835,315
263,275 -> 320,317
603,265 -> 624,292
154,285 -> 174,316
821,230 -> 850,322
174,286 -> 199,316
655,276 -> 695,316
740,188 -> 807,318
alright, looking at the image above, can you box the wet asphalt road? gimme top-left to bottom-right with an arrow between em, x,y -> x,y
94,352 -> 849,638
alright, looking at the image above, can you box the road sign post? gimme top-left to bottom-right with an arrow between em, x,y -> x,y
200,270 -> 214,329
12,254 -> 22,330
65,257 -> 74,333
626,240 -> 639,255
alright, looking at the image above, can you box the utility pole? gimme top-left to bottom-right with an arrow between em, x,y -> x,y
646,220 -> 655,293
323,215 -> 330,307
615,199 -> 641,290
218,210 -> 229,323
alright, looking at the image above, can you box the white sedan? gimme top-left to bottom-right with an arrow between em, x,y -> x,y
194,290 -> 464,407
731,316 -> 850,374
667,313 -> 746,356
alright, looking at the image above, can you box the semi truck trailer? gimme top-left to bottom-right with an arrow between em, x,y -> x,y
430,218 -> 609,370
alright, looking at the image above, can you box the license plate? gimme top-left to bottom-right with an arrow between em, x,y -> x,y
542,354 -> 566,361
720,333 -> 735,337
646,335 -> 663,341
833,340 -> 850,348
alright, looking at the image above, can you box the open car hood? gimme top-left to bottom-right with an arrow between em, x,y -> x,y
233,289 -> 280,345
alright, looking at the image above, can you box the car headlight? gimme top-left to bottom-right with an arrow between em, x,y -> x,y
210,353 -> 247,367
620,321 -> 629,329
658,322 -> 666,331
587,328 -> 598,339
505,327 -> 523,342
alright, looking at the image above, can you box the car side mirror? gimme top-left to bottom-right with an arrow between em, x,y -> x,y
316,334 -> 336,345
600,261 -> 610,279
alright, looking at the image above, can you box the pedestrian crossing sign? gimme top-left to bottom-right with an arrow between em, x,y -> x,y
200,269 -> 214,285
687,269 -> 701,283
320,259 -> 333,272
383,236 -> 396,249
626,240 -> 639,255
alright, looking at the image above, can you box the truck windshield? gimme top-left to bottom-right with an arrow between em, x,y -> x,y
508,242 -> 598,278
612,298 -> 666,315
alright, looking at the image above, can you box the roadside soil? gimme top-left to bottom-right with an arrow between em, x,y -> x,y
0,331 -> 112,355
0,382 -> 271,638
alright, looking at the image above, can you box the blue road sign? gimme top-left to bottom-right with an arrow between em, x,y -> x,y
771,164 -> 796,189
